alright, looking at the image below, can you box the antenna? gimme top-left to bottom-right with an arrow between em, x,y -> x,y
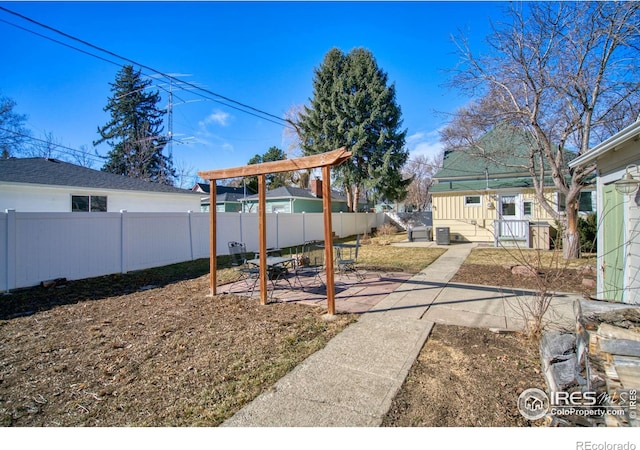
168,78 -> 174,160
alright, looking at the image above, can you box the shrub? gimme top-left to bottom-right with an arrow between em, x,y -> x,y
374,223 -> 398,245
578,213 -> 597,253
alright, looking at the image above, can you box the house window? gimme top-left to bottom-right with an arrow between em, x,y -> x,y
464,195 -> 481,206
72,195 -> 107,212
557,192 -> 594,213
500,195 -> 517,216
523,201 -> 533,217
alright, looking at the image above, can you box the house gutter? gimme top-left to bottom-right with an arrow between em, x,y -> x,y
569,120 -> 640,169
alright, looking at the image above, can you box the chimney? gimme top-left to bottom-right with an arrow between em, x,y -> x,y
311,177 -> 322,198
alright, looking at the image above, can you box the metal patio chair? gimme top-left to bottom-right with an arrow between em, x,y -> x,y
293,240 -> 325,290
228,241 -> 259,293
336,234 -> 364,280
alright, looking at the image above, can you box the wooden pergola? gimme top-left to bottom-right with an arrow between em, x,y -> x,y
197,147 -> 352,315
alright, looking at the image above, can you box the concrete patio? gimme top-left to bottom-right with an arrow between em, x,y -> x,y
219,267 -> 414,314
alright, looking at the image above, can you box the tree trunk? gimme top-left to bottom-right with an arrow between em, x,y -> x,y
345,185 -> 354,212
563,202 -> 581,260
353,185 -> 360,212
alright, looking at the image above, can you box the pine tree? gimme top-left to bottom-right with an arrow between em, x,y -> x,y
95,65 -> 175,185
298,48 -> 409,210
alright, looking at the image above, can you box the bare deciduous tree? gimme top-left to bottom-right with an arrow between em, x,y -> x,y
174,159 -> 197,189
444,2 -> 640,259
24,130 -> 61,159
403,152 -> 443,211
0,95 -> 30,158
69,144 -> 98,169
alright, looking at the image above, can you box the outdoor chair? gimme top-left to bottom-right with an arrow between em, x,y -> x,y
228,241 -> 259,293
293,240 -> 325,290
336,234 -> 364,280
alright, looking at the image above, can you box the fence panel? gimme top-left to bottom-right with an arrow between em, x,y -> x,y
124,212 -> 193,272
2,210 -> 387,291
13,212 -> 122,289
0,212 -> 7,291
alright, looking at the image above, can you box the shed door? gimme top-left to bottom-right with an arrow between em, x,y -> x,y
602,184 -> 625,301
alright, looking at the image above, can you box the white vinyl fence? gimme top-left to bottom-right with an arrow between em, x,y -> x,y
1,209 -> 384,291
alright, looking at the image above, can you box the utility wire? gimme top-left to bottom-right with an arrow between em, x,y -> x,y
0,127 -> 104,163
0,18 -> 123,68
0,6 -> 294,130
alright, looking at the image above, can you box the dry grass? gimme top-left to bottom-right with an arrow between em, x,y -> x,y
462,247 -> 596,270
339,232 -> 447,273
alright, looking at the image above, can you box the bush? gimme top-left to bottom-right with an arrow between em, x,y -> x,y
578,213 -> 597,253
374,223 -> 398,245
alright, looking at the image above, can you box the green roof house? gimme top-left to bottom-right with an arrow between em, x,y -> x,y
431,126 -> 593,248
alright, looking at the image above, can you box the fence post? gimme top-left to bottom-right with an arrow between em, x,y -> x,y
4,209 -> 16,293
120,210 -> 128,274
275,211 -> 279,249
188,210 -> 195,261
365,211 -> 369,235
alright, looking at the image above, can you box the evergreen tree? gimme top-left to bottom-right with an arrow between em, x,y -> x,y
95,65 -> 175,185
298,48 -> 409,211
246,146 -> 290,192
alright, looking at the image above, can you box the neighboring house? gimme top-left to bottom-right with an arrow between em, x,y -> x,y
240,179 -> 350,213
193,182 -> 253,212
0,157 -> 202,212
569,120 -> 640,304
430,127 -> 594,248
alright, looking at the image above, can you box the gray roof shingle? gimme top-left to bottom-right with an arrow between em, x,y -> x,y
0,158 -> 199,195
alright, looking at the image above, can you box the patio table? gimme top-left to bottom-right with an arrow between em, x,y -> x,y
247,256 -> 295,289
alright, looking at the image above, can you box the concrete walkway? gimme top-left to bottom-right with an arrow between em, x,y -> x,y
221,242 -> 578,427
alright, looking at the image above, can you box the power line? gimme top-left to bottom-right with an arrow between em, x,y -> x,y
0,18 -> 124,69
0,127 -> 104,163
0,6 -> 294,130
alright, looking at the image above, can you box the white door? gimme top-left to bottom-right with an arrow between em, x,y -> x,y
498,194 -> 525,238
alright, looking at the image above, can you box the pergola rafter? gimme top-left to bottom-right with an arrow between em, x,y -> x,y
197,147 -> 352,315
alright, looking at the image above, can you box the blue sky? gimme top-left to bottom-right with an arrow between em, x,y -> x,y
1,1 -> 506,185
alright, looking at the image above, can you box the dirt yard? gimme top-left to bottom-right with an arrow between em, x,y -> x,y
0,272 -> 354,426
0,250 -> 593,427
382,324 -> 545,427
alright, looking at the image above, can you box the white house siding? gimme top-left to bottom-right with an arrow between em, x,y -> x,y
0,183 -> 201,212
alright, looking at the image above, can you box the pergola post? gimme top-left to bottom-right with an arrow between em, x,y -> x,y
322,165 -> 336,315
258,174 -> 268,305
209,180 -> 217,297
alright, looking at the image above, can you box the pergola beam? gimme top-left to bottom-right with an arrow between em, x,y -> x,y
198,147 -> 350,180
